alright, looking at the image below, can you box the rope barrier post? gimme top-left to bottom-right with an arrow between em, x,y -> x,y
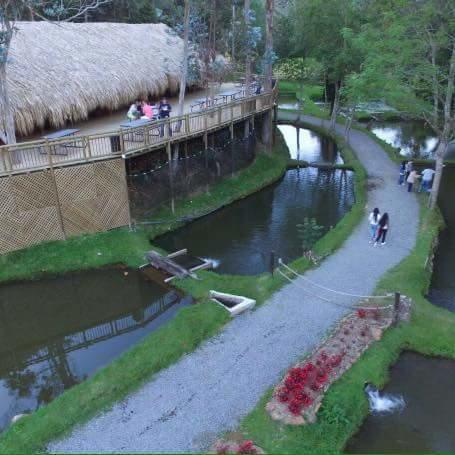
393,292 -> 401,327
270,251 -> 275,276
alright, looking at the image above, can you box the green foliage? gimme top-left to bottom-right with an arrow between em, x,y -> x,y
274,58 -> 323,82
0,123 -> 368,454
297,217 -> 324,252
319,402 -> 350,427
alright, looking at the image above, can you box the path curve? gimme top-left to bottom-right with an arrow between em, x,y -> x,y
49,113 -> 419,453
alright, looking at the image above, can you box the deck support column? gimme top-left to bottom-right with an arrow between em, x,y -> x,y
167,141 -> 175,214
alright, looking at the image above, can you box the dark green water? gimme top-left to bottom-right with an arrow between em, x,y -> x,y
346,352 -> 455,453
155,166 -> 355,275
0,267 -> 190,431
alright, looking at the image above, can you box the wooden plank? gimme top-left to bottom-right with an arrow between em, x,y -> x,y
167,248 -> 188,259
145,250 -> 198,279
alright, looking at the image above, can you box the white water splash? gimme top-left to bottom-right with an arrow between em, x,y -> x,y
365,385 -> 405,414
203,258 -> 221,269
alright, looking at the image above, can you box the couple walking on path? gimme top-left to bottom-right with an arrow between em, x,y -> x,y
369,208 -> 389,246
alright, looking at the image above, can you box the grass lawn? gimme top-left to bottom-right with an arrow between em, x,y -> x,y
238,197 -> 455,454
0,122 -> 367,453
237,83 -> 455,452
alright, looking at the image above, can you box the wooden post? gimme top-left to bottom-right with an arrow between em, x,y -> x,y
393,292 -> 401,327
270,250 -> 275,276
0,147 -> 10,173
217,106 -> 222,125
119,130 -> 125,155
230,122 -> 234,140
185,114 -> 190,134
85,136 -> 92,159
204,132 -> 208,150
46,139 -> 66,240
167,141 -> 175,214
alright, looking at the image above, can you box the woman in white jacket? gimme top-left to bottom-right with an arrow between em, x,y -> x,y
368,207 -> 380,243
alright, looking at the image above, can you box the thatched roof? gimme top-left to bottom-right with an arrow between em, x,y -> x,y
8,22 -> 187,136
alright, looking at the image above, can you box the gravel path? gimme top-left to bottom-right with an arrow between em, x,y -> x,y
49,114 -> 419,453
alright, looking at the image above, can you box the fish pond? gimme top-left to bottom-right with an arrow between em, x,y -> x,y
0,267 -> 190,432
155,126 -> 355,275
346,352 -> 455,453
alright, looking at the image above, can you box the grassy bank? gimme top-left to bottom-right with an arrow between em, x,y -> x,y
0,121 -> 367,453
0,138 -> 289,284
238,197 -> 455,452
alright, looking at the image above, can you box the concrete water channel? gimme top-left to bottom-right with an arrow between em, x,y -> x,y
0,124 -> 356,433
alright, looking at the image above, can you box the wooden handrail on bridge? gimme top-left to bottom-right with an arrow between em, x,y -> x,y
0,87 -> 278,177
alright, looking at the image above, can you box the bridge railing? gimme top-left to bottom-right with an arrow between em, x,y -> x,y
0,87 -> 277,176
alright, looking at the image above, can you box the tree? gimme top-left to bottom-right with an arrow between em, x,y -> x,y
177,0 -> 190,118
0,0 -> 110,145
264,0 -> 274,91
291,0 -> 364,129
349,0 -> 455,208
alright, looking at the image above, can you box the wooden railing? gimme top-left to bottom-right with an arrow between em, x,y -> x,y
0,86 -> 278,177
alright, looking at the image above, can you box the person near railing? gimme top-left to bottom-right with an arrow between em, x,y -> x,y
127,101 -> 141,120
158,98 -> 172,137
158,98 -> 172,119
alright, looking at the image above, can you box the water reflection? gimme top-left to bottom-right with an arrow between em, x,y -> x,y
155,167 -> 355,275
278,124 -> 343,164
369,121 -> 438,158
0,268 -> 189,431
347,352 -> 455,453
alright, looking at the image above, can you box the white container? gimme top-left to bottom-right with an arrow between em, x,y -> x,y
209,290 -> 256,317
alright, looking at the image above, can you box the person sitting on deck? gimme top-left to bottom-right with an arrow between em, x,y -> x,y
141,102 -> 154,120
151,101 -> 160,119
159,98 -> 172,118
127,101 -> 141,120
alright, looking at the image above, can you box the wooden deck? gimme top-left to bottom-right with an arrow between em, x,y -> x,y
0,89 -> 277,177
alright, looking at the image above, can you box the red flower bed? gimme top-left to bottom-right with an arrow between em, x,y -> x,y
237,440 -> 257,454
277,352 -> 345,415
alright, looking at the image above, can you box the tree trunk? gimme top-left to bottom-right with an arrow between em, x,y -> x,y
231,4 -> 236,64
430,38 -> 439,126
244,0 -> 252,96
177,0 -> 190,119
264,0 -> 274,92
429,42 -> 455,209
429,141 -> 447,209
344,106 -> 355,141
330,81 -> 341,130
0,62 -> 17,146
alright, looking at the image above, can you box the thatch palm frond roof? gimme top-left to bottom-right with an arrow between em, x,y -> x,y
8,22 -> 186,136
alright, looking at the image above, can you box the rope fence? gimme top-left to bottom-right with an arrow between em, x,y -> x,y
276,258 -> 395,313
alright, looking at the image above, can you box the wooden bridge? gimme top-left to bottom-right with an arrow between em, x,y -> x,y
0,86 -> 277,255
0,87 -> 277,177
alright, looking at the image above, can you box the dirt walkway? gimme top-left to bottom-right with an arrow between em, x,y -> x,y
49,113 -> 419,453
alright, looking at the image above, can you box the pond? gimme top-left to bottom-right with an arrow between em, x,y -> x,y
277,124 -> 343,164
346,352 -> 455,453
155,164 -> 355,275
0,267 -> 190,432
368,120 -> 438,159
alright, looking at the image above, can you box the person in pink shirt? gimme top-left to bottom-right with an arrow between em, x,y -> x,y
141,102 -> 153,119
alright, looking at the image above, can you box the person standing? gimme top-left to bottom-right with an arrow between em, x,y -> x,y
405,160 -> 413,181
374,212 -> 389,246
420,167 -> 435,192
368,207 -> 380,243
398,161 -> 406,185
406,169 -> 419,192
